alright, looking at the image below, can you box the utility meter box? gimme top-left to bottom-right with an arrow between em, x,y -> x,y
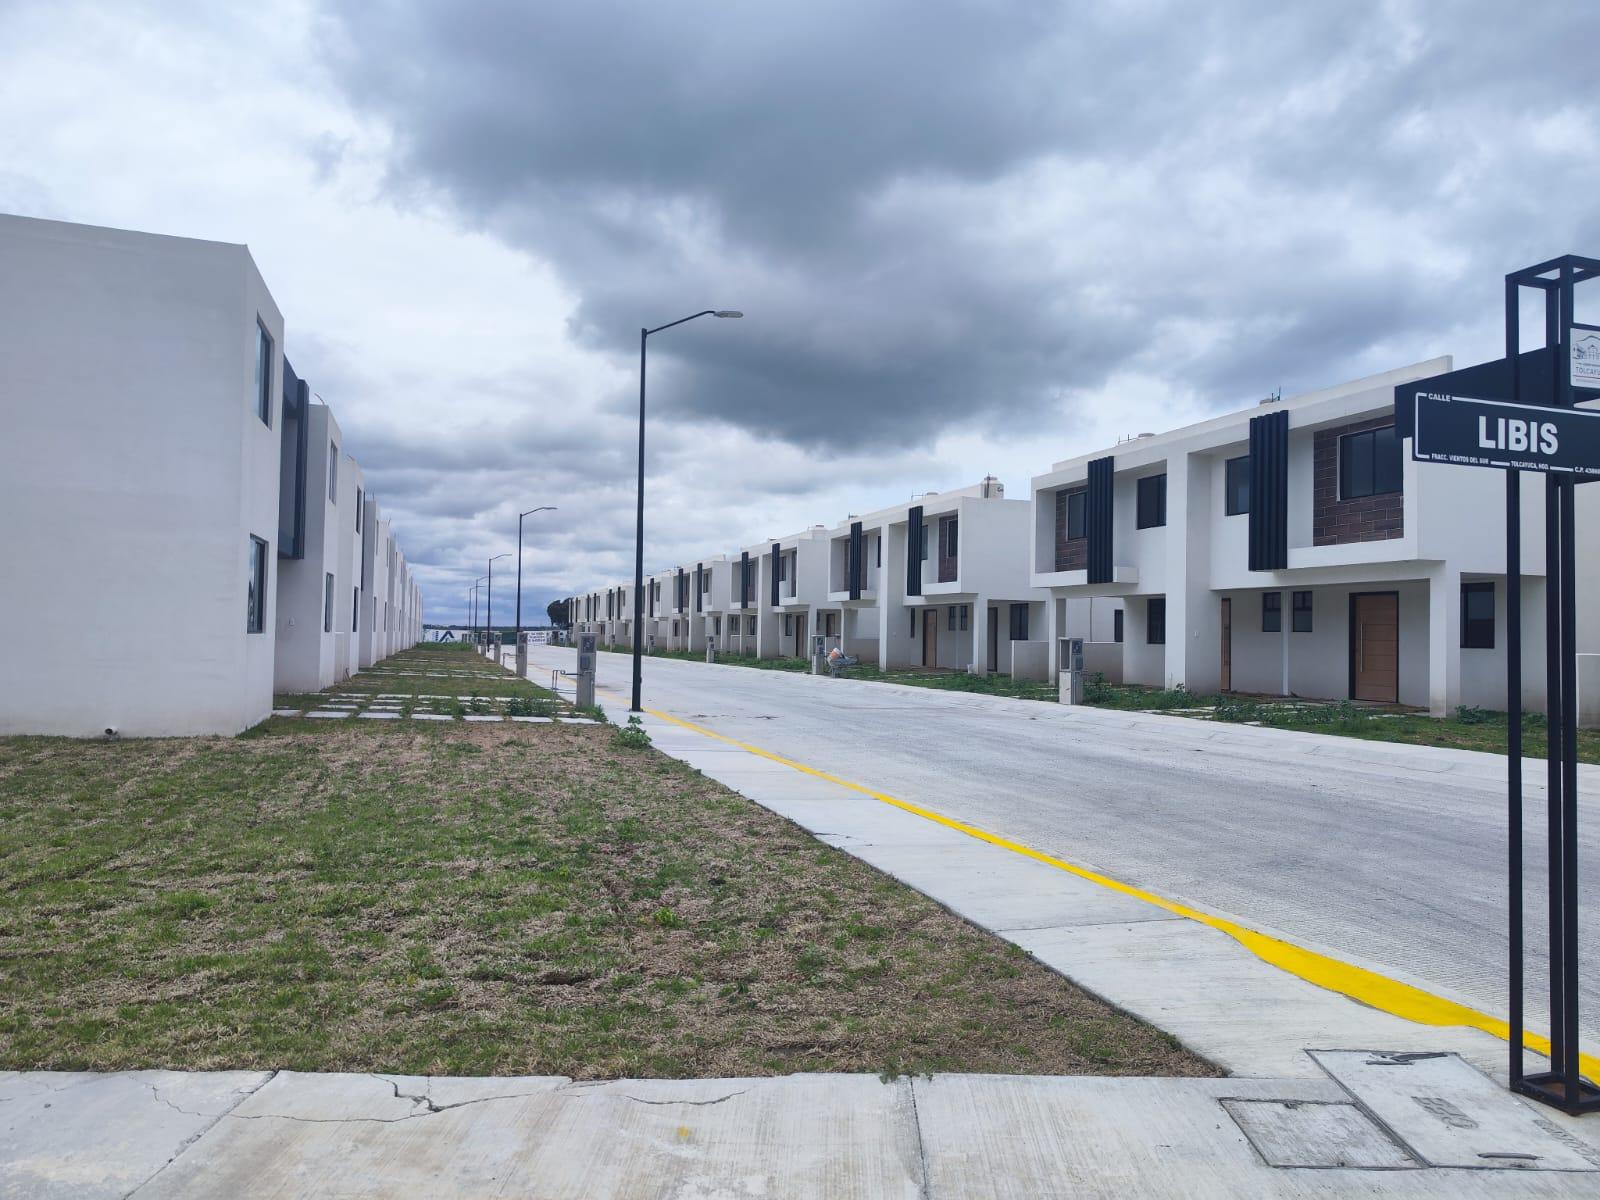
1058,637 -> 1085,705
811,633 -> 828,675
705,636 -> 718,664
576,632 -> 597,709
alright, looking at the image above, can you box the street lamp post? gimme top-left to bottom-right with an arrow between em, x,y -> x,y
473,577 -> 488,647
486,553 -> 510,660
516,506 -> 558,654
631,309 -> 742,712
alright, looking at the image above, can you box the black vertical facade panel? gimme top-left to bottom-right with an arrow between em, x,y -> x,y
770,542 -> 781,607
740,550 -> 750,607
906,506 -> 923,596
849,521 -> 863,600
695,563 -> 703,612
1248,409 -> 1289,571
1086,456 -> 1114,584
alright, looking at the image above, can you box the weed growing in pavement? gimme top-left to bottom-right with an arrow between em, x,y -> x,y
1082,672 -> 1115,704
1455,704 -> 1490,725
615,715 -> 652,750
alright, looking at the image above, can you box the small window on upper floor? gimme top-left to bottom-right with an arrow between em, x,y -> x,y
328,443 -> 339,503
1225,456 -> 1250,516
1113,608 -> 1124,643
1066,489 -> 1087,540
1340,425 -> 1403,500
355,488 -> 363,531
246,535 -> 268,633
1136,474 -> 1167,529
254,321 -> 274,427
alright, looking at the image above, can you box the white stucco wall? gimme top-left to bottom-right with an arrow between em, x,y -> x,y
0,215 -> 284,736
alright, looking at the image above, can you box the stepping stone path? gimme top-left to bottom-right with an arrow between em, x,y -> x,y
273,692 -> 588,724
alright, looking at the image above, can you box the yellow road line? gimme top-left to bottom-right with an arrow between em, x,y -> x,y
647,704 -> 1599,1084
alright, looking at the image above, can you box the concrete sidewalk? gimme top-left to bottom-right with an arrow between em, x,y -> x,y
6,1056 -> 1600,1198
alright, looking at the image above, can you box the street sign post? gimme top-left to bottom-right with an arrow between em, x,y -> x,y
1397,255 -> 1600,1116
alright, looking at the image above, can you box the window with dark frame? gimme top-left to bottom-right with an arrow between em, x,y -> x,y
948,606 -> 957,631
246,535 -> 268,632
1461,581 -> 1495,649
1066,489 -> 1087,540
1339,425 -> 1403,500
919,518 -> 929,560
1113,608 -> 1124,643
1147,596 -> 1166,645
1009,603 -> 1029,641
328,443 -> 339,503
942,515 -> 958,559
355,488 -> 363,532
324,572 -> 335,633
254,320 -> 273,426
1292,590 -> 1313,633
1262,591 -> 1281,633
875,535 -> 881,568
959,605 -> 969,632
352,587 -> 359,632
1225,455 -> 1250,515
1136,473 -> 1167,529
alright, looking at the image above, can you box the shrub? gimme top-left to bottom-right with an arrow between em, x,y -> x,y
1455,704 -> 1491,725
615,715 -> 652,750
1213,697 -> 1261,723
1082,672 -> 1115,704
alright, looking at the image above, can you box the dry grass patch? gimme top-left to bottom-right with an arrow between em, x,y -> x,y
0,722 -> 1213,1080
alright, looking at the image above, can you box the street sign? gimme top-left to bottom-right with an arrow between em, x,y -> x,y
1410,391 -> 1600,477
1573,324 -> 1600,390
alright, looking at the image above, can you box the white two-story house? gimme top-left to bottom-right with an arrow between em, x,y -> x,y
1030,359 -> 1598,714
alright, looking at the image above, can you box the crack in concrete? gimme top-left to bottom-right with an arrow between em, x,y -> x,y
619,1089 -> 749,1107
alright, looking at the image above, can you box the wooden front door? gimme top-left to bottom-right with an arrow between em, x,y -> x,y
1351,592 -> 1399,703
1220,598 -> 1232,692
922,609 -> 938,668
987,606 -> 999,673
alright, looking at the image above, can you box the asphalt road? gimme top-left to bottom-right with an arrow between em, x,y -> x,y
536,646 -> 1599,1049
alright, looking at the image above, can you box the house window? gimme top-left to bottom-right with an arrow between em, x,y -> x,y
702,572 -> 710,593
713,616 -> 721,636
1009,603 -> 1030,641
1461,582 -> 1495,649
1147,597 -> 1166,645
328,443 -> 339,503
959,605 -> 969,632
919,518 -> 929,560
942,515 -> 958,560
948,605 -> 957,631
246,535 -> 268,632
254,320 -> 273,426
747,616 -> 756,634
1066,489 -> 1087,540
1262,591 -> 1281,633
1292,590 -> 1313,633
1136,474 -> 1167,529
784,614 -> 793,636
1113,608 -> 1124,643
875,535 -> 881,568
355,488 -> 363,531
352,587 -> 360,632
1225,456 -> 1250,516
324,572 -> 335,633
1339,425 -> 1403,500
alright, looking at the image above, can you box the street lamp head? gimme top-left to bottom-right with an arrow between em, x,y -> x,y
713,310 -> 743,319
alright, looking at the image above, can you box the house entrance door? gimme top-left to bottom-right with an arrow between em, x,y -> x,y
1351,593 -> 1399,703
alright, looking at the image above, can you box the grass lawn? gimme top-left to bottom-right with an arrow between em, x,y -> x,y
1082,679 -> 1600,764
0,694 -> 1208,1080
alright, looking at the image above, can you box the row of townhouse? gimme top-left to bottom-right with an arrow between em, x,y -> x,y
567,358 -> 1599,716
0,214 -> 423,738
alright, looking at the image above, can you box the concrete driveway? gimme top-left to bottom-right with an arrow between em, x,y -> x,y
537,646 -> 1599,1049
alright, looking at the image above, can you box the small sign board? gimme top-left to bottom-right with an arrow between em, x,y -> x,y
1573,324 -> 1600,391
1410,391 -> 1600,477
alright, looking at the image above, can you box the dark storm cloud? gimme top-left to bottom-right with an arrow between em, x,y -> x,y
317,0 -> 1599,448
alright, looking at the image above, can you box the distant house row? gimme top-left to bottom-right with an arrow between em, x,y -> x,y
0,215 -> 422,737
567,361 -> 1600,716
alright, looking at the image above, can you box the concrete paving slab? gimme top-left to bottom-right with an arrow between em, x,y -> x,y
462,714 -> 504,722
305,710 -> 355,719
135,1072 -> 922,1200
509,715 -> 552,723
1221,1097 -> 1417,1168
911,1073 -> 1595,1198
410,713 -> 453,721
0,1069 -> 268,1200
845,840 -> 1181,932
1310,1051 -> 1600,1171
356,712 -> 399,720
1011,920 -> 1518,1081
269,708 -> 302,717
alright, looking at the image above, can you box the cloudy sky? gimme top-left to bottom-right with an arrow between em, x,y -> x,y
3,1 -> 1596,623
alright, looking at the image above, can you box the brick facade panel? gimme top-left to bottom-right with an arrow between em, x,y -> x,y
1312,416 -> 1404,546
